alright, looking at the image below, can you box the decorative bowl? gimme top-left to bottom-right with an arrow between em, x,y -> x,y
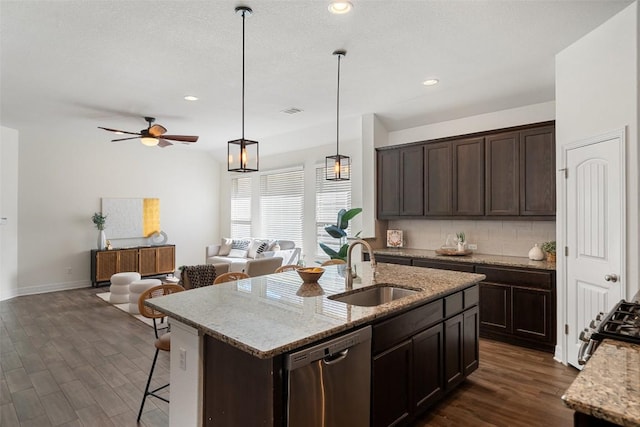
296,267 -> 325,283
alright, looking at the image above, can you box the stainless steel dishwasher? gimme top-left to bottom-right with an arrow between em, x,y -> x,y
286,326 -> 372,427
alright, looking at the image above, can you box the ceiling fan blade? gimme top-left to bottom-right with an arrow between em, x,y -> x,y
161,135 -> 199,143
111,136 -> 139,142
98,126 -> 140,136
158,139 -> 173,148
149,124 -> 167,137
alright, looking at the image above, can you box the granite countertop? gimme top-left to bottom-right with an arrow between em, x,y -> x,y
562,339 -> 640,426
146,262 -> 485,359
372,247 -> 556,271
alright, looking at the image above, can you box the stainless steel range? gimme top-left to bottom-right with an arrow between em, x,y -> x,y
578,299 -> 640,365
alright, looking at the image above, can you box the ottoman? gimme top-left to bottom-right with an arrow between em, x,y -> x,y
109,272 -> 141,304
128,279 -> 162,314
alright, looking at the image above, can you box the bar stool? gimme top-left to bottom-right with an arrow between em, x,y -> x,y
136,284 -> 185,422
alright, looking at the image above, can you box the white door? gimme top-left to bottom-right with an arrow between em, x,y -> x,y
565,131 -> 625,368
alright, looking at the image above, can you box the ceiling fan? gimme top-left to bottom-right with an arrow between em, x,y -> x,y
98,116 -> 199,148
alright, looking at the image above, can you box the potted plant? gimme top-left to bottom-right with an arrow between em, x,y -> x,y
92,212 -> 107,250
456,232 -> 466,252
541,241 -> 556,262
319,208 -> 362,262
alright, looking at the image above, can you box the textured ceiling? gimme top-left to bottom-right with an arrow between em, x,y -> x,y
0,0 -> 632,159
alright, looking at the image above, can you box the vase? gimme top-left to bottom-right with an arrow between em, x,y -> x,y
528,244 -> 544,261
97,230 -> 106,250
457,242 -> 466,252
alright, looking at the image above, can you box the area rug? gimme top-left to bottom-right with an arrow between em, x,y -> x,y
96,292 -> 168,331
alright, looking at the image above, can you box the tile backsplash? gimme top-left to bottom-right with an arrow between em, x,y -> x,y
387,219 -> 556,258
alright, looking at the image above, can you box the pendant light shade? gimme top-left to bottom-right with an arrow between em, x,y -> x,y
228,6 -> 259,173
326,50 -> 350,181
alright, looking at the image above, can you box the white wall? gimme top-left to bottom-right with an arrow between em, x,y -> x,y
16,128 -> 221,296
386,101 -> 555,146
556,1 -> 639,299
1,126 -> 19,300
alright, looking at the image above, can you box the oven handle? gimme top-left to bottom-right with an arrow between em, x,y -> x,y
578,339 -> 598,365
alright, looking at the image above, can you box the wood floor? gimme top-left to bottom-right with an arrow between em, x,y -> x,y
1,287 -> 578,427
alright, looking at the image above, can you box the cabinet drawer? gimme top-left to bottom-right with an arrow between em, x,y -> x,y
445,292 -> 463,317
464,285 -> 479,308
412,259 -> 475,273
376,255 -> 412,266
373,300 -> 443,354
476,266 -> 552,290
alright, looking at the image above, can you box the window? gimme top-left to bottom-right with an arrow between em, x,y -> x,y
315,166 -> 352,258
259,168 -> 304,249
230,176 -> 252,239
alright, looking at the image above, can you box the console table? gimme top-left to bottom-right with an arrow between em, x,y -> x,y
90,245 -> 175,287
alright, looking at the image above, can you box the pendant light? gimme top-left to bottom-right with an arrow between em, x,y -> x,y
228,6 -> 258,173
326,50 -> 350,181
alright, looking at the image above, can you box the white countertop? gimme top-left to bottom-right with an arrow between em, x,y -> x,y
146,262 -> 484,359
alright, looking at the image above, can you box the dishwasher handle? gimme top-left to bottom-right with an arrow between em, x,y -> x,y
323,349 -> 349,365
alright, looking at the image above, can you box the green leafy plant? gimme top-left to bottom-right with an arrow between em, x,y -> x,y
92,212 -> 107,231
456,232 -> 466,243
319,208 -> 362,261
541,241 -> 556,254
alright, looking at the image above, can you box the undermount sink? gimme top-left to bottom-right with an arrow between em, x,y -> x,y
329,285 -> 420,307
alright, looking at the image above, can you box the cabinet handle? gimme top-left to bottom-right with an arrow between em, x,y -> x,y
604,274 -> 619,283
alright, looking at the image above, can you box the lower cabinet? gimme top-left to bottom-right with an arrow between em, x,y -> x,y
371,287 -> 478,426
477,265 -> 555,352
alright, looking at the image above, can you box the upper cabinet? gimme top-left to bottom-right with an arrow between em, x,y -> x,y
377,145 -> 425,217
376,122 -> 555,220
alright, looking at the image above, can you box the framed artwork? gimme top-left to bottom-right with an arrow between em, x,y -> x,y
101,197 -> 160,239
387,230 -> 403,248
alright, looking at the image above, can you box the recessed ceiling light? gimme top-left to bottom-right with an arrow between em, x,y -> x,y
422,79 -> 439,86
328,1 -> 353,14
184,95 -> 199,101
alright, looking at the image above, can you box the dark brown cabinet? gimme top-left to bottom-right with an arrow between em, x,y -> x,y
485,126 -> 556,216
377,149 -> 400,218
400,145 -> 425,216
476,265 -> 555,352
519,125 -> 556,215
424,142 -> 452,215
376,121 -> 555,219
377,146 -> 425,218
452,137 -> 485,216
371,287 -> 478,426
372,340 -> 412,427
485,131 -> 520,215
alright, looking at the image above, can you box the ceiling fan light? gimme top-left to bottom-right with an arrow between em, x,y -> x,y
141,137 -> 158,147
328,1 -> 353,14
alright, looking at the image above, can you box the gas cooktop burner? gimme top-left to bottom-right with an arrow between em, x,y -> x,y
594,300 -> 640,344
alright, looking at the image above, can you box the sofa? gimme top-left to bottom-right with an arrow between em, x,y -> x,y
206,238 -> 301,273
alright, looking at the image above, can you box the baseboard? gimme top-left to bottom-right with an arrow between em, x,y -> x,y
10,279 -> 92,299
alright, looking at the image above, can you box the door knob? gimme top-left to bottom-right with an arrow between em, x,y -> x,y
604,274 -> 619,283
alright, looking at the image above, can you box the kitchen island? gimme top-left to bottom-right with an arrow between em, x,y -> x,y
147,261 -> 485,426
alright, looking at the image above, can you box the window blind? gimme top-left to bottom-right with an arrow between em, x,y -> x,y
230,176 -> 252,239
259,168 -> 304,250
315,166 -> 352,258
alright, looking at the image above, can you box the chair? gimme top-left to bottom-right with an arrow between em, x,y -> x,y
244,257 -> 284,277
275,264 -> 299,273
321,259 -> 346,266
181,264 -> 229,290
137,284 -> 185,422
213,271 -> 250,284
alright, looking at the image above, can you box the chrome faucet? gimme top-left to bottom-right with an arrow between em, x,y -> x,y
345,239 -> 377,289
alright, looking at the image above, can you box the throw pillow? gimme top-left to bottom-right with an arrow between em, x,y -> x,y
219,238 -> 233,256
228,249 -> 248,258
248,239 -> 269,259
232,239 -> 251,250
247,239 -> 266,259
